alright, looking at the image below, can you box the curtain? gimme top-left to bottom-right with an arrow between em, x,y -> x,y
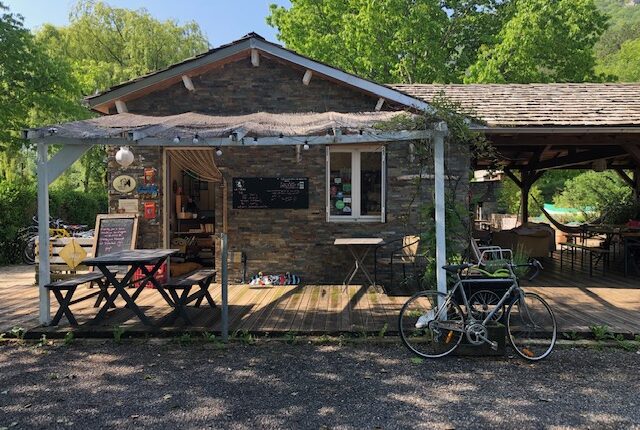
167,149 -> 222,183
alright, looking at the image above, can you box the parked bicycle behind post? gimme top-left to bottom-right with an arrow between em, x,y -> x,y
20,216 -> 93,265
398,258 -> 557,361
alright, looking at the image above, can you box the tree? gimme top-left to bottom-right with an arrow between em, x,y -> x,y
465,0 -> 608,83
594,0 -> 640,81
497,176 -> 543,218
0,2 -> 81,164
554,171 -> 633,221
267,0 -> 506,83
34,0 -> 210,191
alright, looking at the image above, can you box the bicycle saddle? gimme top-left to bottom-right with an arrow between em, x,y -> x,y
442,263 -> 474,273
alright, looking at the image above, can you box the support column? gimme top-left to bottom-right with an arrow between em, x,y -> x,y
434,122 -> 448,297
36,142 -> 51,325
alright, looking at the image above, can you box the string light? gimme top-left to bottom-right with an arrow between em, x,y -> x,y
173,136 -> 181,144
215,147 -> 223,156
303,141 -> 310,150
192,133 -> 199,144
278,133 -> 284,143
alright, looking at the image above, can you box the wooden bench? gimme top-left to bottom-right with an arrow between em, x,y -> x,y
159,269 -> 217,324
559,242 -> 611,276
35,237 -> 95,283
45,272 -> 106,326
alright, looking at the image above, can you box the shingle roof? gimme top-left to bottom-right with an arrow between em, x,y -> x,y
389,83 -> 640,127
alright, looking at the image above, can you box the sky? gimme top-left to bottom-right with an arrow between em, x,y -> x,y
4,0 -> 291,46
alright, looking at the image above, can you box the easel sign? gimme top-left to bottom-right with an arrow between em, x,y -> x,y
91,214 -> 139,259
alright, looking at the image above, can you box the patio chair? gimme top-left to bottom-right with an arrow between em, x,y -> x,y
374,235 -> 424,294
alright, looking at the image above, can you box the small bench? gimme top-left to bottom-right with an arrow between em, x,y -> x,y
159,269 -> 217,324
45,272 -> 107,326
559,242 -> 611,276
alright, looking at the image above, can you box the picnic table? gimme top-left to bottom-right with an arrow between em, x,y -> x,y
83,249 -> 178,326
334,238 -> 384,287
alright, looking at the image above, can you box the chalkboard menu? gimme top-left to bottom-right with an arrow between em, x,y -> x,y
92,215 -> 138,257
232,177 -> 309,209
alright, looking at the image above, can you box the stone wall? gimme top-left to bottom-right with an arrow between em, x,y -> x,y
211,140 -> 469,283
107,146 -> 164,249
125,55 -> 383,115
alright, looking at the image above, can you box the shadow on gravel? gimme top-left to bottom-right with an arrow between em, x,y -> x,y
0,342 -> 638,429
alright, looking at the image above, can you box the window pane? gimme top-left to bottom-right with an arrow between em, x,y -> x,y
329,152 -> 353,216
361,151 -> 382,216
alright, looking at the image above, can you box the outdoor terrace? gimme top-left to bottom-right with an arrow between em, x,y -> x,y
1,253 -> 638,337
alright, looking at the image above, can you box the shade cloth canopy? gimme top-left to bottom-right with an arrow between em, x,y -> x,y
29,111 -> 414,140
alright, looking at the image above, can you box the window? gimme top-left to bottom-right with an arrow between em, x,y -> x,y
326,146 -> 385,222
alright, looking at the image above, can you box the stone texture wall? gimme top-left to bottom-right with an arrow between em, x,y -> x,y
125,55 -> 383,115
212,141 -> 469,283
107,146 -> 164,249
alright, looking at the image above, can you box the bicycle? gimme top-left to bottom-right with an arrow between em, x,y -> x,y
20,216 -> 92,265
398,260 -> 557,361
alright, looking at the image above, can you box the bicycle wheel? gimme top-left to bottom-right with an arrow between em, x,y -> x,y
507,292 -> 557,361
398,290 -> 465,358
23,236 -> 37,265
469,290 -> 503,321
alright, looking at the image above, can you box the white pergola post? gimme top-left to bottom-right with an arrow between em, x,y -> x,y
37,142 -> 51,325
35,141 -> 91,325
433,122 -> 448,296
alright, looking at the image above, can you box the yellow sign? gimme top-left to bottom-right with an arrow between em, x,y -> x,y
59,239 -> 87,270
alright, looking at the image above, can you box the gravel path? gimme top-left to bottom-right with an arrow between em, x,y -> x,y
0,341 -> 638,429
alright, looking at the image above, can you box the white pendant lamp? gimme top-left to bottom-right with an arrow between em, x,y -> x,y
115,146 -> 134,168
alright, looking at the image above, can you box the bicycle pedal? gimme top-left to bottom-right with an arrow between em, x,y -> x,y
489,341 -> 498,351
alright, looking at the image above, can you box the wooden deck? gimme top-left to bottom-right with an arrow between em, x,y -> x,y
1,253 -> 639,336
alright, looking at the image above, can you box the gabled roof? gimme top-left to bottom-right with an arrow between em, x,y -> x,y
391,83 -> 640,128
85,33 -> 432,114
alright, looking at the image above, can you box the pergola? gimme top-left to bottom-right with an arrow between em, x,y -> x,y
25,111 -> 446,338
393,83 -> 640,221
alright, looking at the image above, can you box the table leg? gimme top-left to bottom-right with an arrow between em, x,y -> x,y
93,264 -> 152,326
344,245 -> 376,287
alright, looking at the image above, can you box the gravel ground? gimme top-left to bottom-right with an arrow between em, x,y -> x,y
0,341 -> 638,429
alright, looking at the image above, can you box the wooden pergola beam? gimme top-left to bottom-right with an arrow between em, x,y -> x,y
614,168 -> 635,188
520,147 -> 626,171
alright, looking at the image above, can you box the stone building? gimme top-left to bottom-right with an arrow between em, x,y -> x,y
54,34 -> 470,283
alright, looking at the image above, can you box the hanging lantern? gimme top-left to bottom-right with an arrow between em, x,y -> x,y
115,146 -> 134,168
592,159 -> 607,172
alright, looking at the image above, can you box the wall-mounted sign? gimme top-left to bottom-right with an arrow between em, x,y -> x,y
113,175 -> 137,193
118,199 -> 139,214
144,167 -> 156,185
144,201 -> 157,219
137,184 -> 159,198
233,177 -> 309,209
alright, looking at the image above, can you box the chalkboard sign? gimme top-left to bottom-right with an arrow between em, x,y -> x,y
91,214 -> 138,258
232,177 -> 309,209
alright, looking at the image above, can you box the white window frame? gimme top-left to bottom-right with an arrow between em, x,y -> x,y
326,145 -> 386,223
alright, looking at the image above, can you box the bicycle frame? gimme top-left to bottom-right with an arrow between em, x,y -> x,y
431,269 -> 524,333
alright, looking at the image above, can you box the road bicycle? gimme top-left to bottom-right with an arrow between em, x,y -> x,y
398,260 -> 557,361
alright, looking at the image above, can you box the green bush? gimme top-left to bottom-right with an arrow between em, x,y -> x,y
0,181 -> 107,264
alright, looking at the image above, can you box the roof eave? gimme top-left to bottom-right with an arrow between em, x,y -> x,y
85,36 -> 433,114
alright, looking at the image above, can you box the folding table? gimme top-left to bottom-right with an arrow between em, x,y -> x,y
334,238 -> 384,286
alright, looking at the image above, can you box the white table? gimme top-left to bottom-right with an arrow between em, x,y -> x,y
334,238 -> 384,286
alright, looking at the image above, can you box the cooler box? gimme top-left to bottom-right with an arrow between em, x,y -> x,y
132,262 -> 168,288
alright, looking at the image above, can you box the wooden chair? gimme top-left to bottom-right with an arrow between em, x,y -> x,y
374,235 -> 423,291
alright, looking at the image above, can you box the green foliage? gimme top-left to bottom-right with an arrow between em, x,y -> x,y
497,175 -> 543,218
589,324 -> 613,341
0,181 -> 107,264
112,325 -> 125,343
536,170 -> 583,203
268,0 -> 506,83
179,332 -> 192,345
595,0 -> 640,81
9,326 -> 25,340
466,0 -> 608,83
554,171 -> 635,223
63,331 -> 75,346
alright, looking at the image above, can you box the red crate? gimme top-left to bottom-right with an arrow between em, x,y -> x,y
132,262 -> 168,288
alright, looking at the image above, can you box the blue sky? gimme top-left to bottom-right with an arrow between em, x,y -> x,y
5,0 -> 291,46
